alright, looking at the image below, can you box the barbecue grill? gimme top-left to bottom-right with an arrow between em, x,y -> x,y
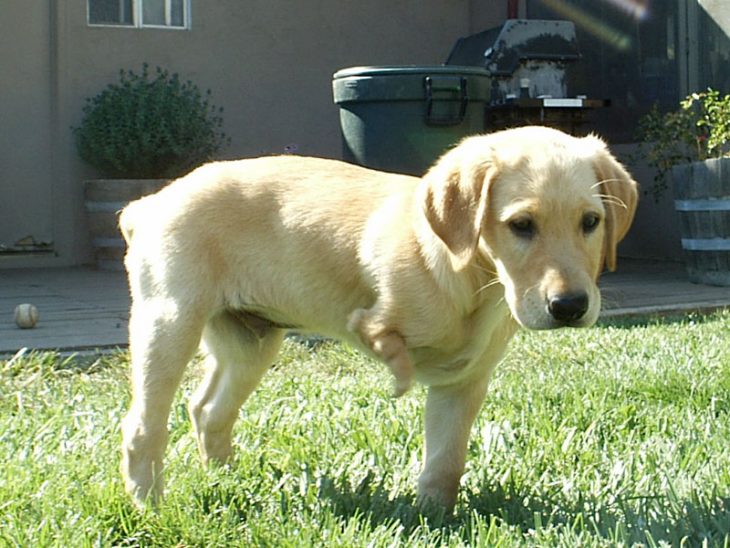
447,19 -> 606,134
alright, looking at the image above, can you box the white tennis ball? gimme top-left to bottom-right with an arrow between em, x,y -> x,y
14,303 -> 39,329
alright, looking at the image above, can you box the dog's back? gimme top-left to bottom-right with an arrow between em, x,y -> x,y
120,156 -> 420,336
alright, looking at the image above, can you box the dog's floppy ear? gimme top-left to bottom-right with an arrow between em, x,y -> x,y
420,141 -> 495,271
591,142 -> 639,272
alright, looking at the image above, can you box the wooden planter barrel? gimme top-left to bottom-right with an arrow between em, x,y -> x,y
672,158 -> 730,286
84,179 -> 168,270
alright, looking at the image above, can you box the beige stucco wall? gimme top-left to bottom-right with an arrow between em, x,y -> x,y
1,0 -> 506,268
61,2 -> 467,159
0,4 -> 55,262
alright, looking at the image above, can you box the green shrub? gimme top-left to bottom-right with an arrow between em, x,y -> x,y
74,64 -> 230,178
636,88 -> 730,200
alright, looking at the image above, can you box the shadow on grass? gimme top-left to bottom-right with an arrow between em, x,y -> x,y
318,473 -> 440,531
318,472 -> 730,545
102,468 -> 729,545
465,480 -> 730,545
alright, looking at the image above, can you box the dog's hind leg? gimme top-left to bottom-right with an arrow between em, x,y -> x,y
121,300 -> 205,507
189,310 -> 285,465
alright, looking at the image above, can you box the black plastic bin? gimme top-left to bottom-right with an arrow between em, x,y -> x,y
332,65 -> 491,175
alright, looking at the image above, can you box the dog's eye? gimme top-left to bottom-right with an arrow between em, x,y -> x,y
509,218 -> 536,239
582,213 -> 600,234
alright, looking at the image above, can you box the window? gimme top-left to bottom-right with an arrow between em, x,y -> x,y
88,0 -> 189,29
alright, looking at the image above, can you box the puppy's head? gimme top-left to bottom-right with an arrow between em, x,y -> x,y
421,126 -> 638,329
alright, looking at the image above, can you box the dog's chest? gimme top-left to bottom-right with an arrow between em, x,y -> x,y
409,302 -> 516,386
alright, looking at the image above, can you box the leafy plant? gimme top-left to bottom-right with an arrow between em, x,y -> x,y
636,88 -> 730,201
74,64 -> 230,178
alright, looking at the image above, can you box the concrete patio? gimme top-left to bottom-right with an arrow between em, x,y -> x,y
1,259 -> 728,356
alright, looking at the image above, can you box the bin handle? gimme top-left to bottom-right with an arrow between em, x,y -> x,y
424,76 -> 468,126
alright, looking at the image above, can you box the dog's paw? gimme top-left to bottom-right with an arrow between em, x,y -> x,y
392,375 -> 413,398
417,472 -> 459,513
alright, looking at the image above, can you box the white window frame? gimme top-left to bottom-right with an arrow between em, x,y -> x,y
87,0 -> 191,30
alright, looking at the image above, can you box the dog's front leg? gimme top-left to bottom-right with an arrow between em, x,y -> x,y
348,309 -> 414,397
417,372 -> 491,510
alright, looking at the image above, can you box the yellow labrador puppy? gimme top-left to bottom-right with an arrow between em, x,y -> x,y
119,126 -> 637,509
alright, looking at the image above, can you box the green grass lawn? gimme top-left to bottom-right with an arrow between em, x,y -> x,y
1,311 -> 729,546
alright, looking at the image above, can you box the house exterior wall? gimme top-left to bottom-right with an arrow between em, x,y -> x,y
1,0 -> 504,269
5,2 -> 729,270
0,4 -> 55,264
61,1 -> 467,160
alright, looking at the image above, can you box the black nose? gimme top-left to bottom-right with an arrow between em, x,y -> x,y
548,292 -> 589,323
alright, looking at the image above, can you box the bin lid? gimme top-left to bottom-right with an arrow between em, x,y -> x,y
333,65 -> 491,104
333,65 -> 491,79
